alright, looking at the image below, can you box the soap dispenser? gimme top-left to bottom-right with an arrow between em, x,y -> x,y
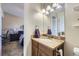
47,26 -> 52,35
34,25 -> 40,38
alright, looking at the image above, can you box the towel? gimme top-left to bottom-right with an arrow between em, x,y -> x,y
58,49 -> 63,56
73,47 -> 79,56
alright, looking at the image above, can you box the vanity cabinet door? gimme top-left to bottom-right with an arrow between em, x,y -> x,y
32,39 -> 64,56
38,43 -> 53,56
38,49 -> 48,56
32,40 -> 38,56
32,46 -> 38,56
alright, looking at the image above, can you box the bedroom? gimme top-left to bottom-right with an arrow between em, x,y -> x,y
1,3 -> 24,56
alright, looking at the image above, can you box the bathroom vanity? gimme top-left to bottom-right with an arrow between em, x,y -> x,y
32,38 -> 64,56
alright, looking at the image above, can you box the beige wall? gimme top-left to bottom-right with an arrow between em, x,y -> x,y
64,3 -> 79,56
3,13 -> 24,33
24,3 -> 50,56
24,3 -> 79,56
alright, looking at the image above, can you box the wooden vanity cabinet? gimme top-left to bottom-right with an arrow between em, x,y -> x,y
38,43 -> 53,56
32,40 -> 55,56
38,49 -> 48,56
32,40 -> 38,56
32,39 -> 64,56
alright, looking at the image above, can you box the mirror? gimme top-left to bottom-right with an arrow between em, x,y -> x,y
33,3 -> 65,39
42,3 -> 65,37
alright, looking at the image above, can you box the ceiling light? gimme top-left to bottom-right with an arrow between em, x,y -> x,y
46,5 -> 51,11
42,9 -> 46,14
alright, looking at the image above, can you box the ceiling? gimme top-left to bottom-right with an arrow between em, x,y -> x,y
1,3 -> 64,17
1,3 -> 24,17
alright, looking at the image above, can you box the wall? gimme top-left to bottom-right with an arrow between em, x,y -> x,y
25,3 -> 79,56
3,12 -> 24,33
24,3 -> 50,56
0,3 -> 2,56
64,3 -> 79,56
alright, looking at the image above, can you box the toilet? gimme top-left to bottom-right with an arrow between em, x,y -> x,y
73,47 -> 79,56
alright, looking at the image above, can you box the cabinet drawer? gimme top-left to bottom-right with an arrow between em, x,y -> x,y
39,43 -> 53,56
32,40 -> 38,47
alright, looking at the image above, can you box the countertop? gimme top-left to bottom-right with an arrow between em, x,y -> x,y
32,38 -> 64,50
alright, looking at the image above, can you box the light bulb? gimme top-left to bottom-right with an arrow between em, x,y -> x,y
45,11 -> 49,15
56,4 -> 62,9
46,5 -> 51,11
50,8 -> 54,12
52,3 -> 58,8
42,9 -> 45,14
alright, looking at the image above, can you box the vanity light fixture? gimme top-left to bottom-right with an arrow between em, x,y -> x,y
42,3 -> 62,15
